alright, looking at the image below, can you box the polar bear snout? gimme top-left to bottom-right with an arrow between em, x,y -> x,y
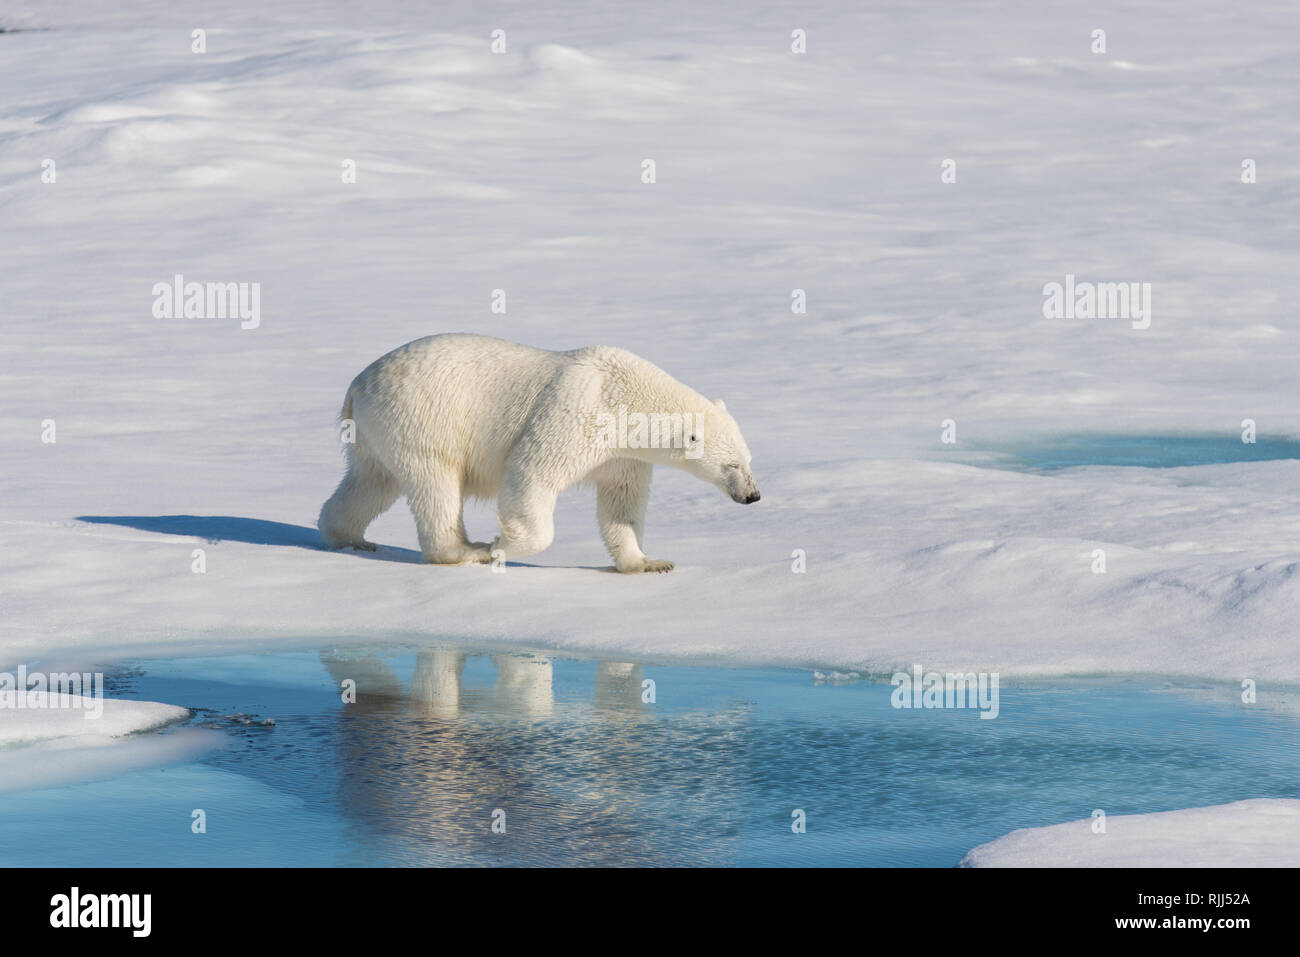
726,470 -> 761,504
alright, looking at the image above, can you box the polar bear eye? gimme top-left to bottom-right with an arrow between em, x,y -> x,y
724,463 -> 740,470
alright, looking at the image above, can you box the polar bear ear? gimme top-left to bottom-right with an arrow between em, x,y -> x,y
713,398 -> 726,411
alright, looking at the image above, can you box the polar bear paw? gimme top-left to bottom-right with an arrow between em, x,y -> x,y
462,542 -> 495,565
322,536 -> 377,551
617,557 -> 675,574
428,542 -> 494,565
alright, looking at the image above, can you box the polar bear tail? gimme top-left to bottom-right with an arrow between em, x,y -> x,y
340,385 -> 355,429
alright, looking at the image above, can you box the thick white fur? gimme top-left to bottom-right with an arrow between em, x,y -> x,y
318,333 -> 759,572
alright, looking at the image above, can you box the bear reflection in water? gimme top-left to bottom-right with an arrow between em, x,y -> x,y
317,649 -> 744,865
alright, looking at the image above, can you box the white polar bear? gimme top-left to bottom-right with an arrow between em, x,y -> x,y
318,333 -> 760,572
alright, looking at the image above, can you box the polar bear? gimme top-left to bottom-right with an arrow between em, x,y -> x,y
318,333 -> 760,572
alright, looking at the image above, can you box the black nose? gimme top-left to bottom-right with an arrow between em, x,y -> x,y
744,491 -> 761,504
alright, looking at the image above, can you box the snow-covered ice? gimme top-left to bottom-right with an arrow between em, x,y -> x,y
0,693 -> 188,746
2,0 -> 1300,689
960,799 -> 1300,867
0,694 -> 197,793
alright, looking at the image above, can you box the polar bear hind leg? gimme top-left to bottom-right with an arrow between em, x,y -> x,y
492,466 -> 558,561
319,445 -> 401,551
403,459 -> 493,565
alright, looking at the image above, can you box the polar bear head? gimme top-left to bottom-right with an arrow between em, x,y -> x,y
681,399 -> 760,504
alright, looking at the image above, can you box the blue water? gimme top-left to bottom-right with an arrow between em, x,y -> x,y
2,648 -> 1298,867
965,433 -> 1300,472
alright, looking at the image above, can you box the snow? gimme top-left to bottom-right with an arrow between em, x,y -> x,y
2,0 -> 1300,687
960,799 -> 1300,867
0,694 -> 190,746
0,694 -> 196,793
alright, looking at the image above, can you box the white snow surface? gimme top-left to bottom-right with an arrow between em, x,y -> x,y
0,694 -> 189,745
961,799 -> 1300,867
2,1 -> 1300,681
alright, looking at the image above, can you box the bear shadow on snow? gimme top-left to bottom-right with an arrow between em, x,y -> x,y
76,514 -> 427,563
75,514 -> 596,569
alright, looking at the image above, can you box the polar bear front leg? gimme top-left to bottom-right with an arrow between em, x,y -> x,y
596,460 -> 673,573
